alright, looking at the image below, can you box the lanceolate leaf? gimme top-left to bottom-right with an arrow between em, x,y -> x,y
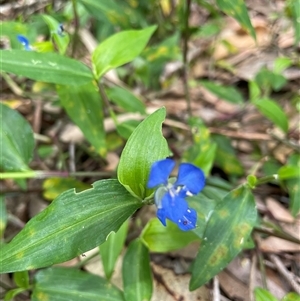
0,179 -> 141,273
0,50 -> 93,85
122,239 -> 152,301
118,107 -> 171,199
32,267 -> 124,301
216,0 -> 256,40
92,26 -> 156,79
0,103 -> 34,171
190,185 -> 257,290
57,82 -> 106,156
253,98 -> 289,133
100,219 -> 129,280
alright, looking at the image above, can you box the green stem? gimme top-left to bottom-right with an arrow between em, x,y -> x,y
0,170 -> 114,180
255,174 -> 278,186
182,0 -> 192,117
71,0 -> 79,57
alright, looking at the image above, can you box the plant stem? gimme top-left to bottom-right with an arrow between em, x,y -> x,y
182,0 -> 192,117
0,170 -> 114,180
71,0 -> 79,57
255,174 -> 278,186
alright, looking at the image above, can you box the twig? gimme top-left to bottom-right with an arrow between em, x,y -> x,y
254,226 -> 300,244
269,254 -> 300,294
213,276 -> 220,301
249,253 -> 257,301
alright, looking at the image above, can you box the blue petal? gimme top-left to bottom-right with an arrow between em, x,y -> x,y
17,35 -> 31,50
17,35 -> 29,46
57,24 -> 65,36
157,208 -> 167,226
177,207 -> 197,231
147,158 -> 175,188
175,163 -> 205,194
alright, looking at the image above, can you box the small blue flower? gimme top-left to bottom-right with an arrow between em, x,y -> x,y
17,35 -> 31,51
57,23 -> 65,36
147,158 -> 205,231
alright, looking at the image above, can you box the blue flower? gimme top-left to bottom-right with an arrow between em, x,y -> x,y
17,35 -> 31,51
57,23 -> 65,36
147,158 -> 205,231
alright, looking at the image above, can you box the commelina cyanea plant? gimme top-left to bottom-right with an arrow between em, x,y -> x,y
147,158 -> 205,231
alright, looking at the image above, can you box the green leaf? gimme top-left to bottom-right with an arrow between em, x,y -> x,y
42,15 -> 70,55
184,119 -> 217,175
32,267 -> 124,301
100,219 -> 129,280
249,80 -> 261,101
190,186 -> 257,290
4,288 -> 27,301
0,195 -> 7,237
57,82 -> 106,156
0,103 -> 34,171
273,57 -> 292,74
92,26 -> 157,79
13,271 -> 29,288
0,179 -> 141,273
290,0 -> 300,44
282,292 -> 300,301
213,134 -> 244,176
278,166 -> 300,180
141,219 -> 199,252
122,239 -> 152,301
216,0 -> 256,40
117,120 -> 140,140
200,80 -> 244,104
106,86 -> 146,114
254,287 -> 279,301
286,154 -> 300,216
0,50 -> 93,85
253,98 -> 289,133
117,107 -> 171,199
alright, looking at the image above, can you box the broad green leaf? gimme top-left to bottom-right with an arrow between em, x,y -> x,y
42,15 -> 70,55
57,81 -> 106,156
141,219 -> 199,252
13,271 -> 29,288
282,292 -> 300,301
290,0 -> 300,44
216,0 -> 256,40
100,219 -> 129,280
201,177 -> 232,202
117,107 -> 171,199
278,166 -> 300,180
0,195 -> 7,237
0,179 -> 141,273
213,134 -> 244,176
200,80 -> 244,104
32,267 -> 124,301
106,86 -> 146,114
92,26 -> 157,79
190,186 -> 257,290
0,50 -> 93,85
255,68 -> 287,91
122,239 -> 152,301
42,177 -> 90,200
254,288 -> 279,301
253,98 -> 289,133
189,193 -> 218,239
0,103 -> 34,171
